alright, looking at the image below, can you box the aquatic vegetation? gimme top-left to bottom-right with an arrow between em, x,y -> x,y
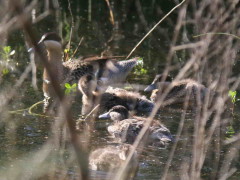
65,82 -> 77,94
225,126 -> 235,138
0,46 -> 15,76
228,90 -> 237,104
132,58 -> 148,76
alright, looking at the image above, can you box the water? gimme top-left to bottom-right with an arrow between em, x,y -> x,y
1,1 -> 240,179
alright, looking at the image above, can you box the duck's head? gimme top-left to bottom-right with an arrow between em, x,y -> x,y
28,32 -> 62,53
98,105 -> 129,121
144,74 -> 172,92
28,32 -> 62,68
38,32 -> 62,51
150,125 -> 174,146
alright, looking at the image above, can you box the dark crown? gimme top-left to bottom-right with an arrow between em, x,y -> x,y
39,32 -> 62,43
157,74 -> 173,82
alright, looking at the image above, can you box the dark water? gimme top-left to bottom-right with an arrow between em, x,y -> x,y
1,1 -> 240,179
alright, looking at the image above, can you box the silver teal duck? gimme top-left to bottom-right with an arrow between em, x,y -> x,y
89,144 -> 138,176
78,77 -> 155,115
99,105 -> 173,146
30,32 -> 139,112
144,74 -> 209,107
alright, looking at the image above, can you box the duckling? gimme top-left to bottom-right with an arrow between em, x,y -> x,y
78,77 -> 155,115
89,144 -> 138,176
144,74 -> 208,107
98,105 -> 173,146
30,32 -> 139,112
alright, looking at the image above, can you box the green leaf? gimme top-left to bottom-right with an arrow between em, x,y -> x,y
228,90 -> 237,103
226,126 -> 235,137
65,89 -> 71,95
71,83 -> 77,88
64,83 -> 77,94
65,83 -> 71,89
140,68 -> 147,74
2,68 -> 9,75
3,46 -> 11,54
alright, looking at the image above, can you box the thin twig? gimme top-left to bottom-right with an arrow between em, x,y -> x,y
161,99 -> 189,179
126,0 -> 186,59
193,32 -> 240,40
32,10 -> 51,24
0,64 -> 32,112
70,37 -> 84,60
172,41 -> 204,51
105,0 -> 114,25
83,104 -> 100,121
67,0 -> 74,50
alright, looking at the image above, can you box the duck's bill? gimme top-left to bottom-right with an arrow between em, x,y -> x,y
28,40 -> 45,53
28,47 -> 34,53
144,84 -> 157,92
98,112 -> 111,119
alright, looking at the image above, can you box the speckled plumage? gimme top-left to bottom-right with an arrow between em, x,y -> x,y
89,144 -> 138,173
35,32 -> 139,113
99,105 -> 173,146
80,85 -> 155,115
63,57 -> 121,83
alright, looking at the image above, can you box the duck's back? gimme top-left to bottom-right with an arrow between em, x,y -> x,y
89,144 -> 138,173
63,57 -> 114,83
108,118 -> 172,145
101,87 -> 154,114
152,79 -> 208,106
108,118 -> 143,144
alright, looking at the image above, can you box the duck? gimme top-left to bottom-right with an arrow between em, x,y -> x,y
144,74 -> 209,107
29,32 -> 139,113
78,77 -> 155,115
98,105 -> 173,146
89,144 -> 138,177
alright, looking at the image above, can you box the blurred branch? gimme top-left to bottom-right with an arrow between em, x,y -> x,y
0,64 -> 32,113
32,10 -> 51,24
10,0 -> 89,179
30,53 -> 38,90
161,96 -> 190,179
193,32 -> 240,40
0,0 -> 37,35
70,37 -> 84,60
67,0 -> 74,50
172,41 -> 204,51
105,0 -> 115,25
135,0 -> 149,31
